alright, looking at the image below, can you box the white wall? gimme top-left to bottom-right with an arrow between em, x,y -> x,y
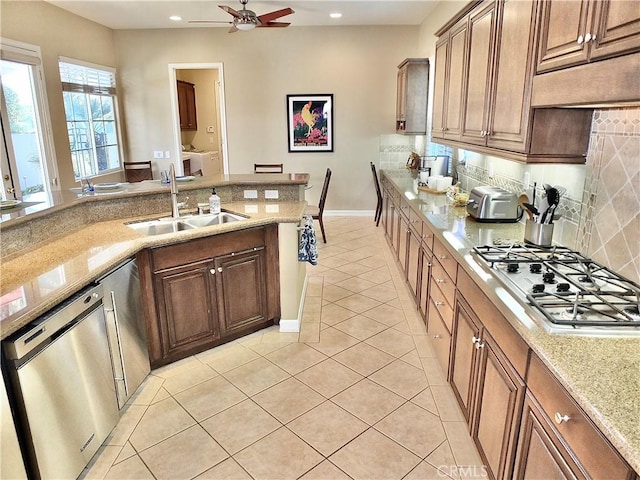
114,26 -> 421,212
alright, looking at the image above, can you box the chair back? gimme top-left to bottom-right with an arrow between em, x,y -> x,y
124,161 -> 153,182
192,169 -> 203,177
254,163 -> 283,174
318,168 -> 332,214
370,162 -> 382,201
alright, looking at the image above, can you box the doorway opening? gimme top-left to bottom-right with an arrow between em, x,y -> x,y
168,63 -> 228,176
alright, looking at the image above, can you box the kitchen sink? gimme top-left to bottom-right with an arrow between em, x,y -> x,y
181,212 -> 247,228
126,212 -> 247,236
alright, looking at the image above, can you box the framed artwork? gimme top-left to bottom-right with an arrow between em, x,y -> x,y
286,94 -> 333,152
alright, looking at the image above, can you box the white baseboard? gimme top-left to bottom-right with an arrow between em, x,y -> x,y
324,210 -> 375,217
279,319 -> 300,333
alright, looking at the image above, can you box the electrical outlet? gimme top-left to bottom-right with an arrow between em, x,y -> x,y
523,172 -> 530,190
264,190 -> 279,199
243,190 -> 258,199
488,163 -> 495,178
153,151 -> 163,159
206,126 -> 214,133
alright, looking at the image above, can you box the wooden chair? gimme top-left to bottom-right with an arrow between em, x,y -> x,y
371,162 -> 383,227
193,169 -> 203,177
305,168 -> 331,243
124,161 -> 153,182
254,163 -> 283,174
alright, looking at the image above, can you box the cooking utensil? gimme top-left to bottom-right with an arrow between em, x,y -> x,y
518,194 -> 532,220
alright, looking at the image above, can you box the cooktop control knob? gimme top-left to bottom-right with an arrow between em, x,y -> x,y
543,272 -> 556,283
532,284 -> 545,293
507,263 -> 519,273
530,263 -> 542,273
556,283 -> 570,292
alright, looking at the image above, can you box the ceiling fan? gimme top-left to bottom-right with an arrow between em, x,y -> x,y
189,0 -> 295,33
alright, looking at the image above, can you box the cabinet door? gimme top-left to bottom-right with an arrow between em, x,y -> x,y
154,259 -> 219,362
514,394 -> 580,480
537,0 -> 592,73
397,212 -> 409,273
418,248 -> 431,324
461,1 -> 496,146
407,227 -> 421,301
487,0 -> 536,152
396,65 -> 407,131
449,299 -> 481,423
590,0 -> 640,61
444,19 -> 468,140
215,248 -> 268,337
431,36 -> 449,138
177,80 -> 197,130
472,330 -> 525,480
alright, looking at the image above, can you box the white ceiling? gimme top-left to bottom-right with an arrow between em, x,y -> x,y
46,0 -> 441,30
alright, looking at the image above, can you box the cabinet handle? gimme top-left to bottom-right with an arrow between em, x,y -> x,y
435,278 -> 446,284
585,32 -> 592,43
439,255 -> 448,260
435,301 -> 445,307
555,412 -> 570,424
475,341 -> 485,349
433,334 -> 441,339
472,336 -> 480,344
577,34 -> 584,45
210,269 -> 216,275
217,267 -> 223,272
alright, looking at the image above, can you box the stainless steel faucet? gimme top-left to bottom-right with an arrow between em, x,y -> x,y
169,163 -> 179,218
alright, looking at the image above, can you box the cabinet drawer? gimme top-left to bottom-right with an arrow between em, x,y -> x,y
429,300 -> 451,376
433,237 -> 457,281
431,260 -> 455,306
430,278 -> 453,332
528,354 -> 632,479
408,208 -> 423,236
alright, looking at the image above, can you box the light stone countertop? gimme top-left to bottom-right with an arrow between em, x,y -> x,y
0,200 -> 306,340
382,169 -> 640,474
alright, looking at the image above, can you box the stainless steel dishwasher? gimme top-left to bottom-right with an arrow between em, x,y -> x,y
3,284 -> 119,480
99,258 -> 150,409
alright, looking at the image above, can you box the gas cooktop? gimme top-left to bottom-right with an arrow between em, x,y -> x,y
473,244 -> 640,335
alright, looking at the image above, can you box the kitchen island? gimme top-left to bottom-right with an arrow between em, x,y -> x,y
381,168 -> 639,477
0,173 -> 310,339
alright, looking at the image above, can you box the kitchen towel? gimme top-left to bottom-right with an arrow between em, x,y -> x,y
298,216 -> 319,266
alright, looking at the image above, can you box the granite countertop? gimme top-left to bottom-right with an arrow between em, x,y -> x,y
381,169 -> 640,473
0,200 -> 306,340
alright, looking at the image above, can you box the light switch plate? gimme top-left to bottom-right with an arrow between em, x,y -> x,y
265,190 -> 279,199
153,151 -> 163,159
244,190 -> 258,199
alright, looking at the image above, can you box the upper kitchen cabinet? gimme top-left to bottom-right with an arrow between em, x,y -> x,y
432,0 -> 593,164
177,80 -> 197,131
396,58 -> 429,135
537,0 -> 640,73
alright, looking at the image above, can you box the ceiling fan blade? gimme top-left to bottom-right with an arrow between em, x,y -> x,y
258,21 -> 291,28
257,8 -> 294,24
219,5 -> 243,19
228,23 -> 239,33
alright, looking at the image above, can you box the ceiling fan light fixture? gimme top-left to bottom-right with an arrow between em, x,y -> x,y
235,20 -> 256,31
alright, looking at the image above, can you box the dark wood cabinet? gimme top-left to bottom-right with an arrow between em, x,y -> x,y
514,354 -> 637,480
432,0 -> 593,164
537,0 -> 640,73
139,225 -> 279,368
451,269 -> 529,480
396,58 -> 429,134
418,223 -> 434,325
177,80 -> 197,131
215,248 -> 268,337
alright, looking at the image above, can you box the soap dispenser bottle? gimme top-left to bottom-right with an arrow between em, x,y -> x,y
209,188 -> 221,214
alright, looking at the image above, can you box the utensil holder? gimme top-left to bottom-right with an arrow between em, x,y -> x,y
524,220 -> 554,246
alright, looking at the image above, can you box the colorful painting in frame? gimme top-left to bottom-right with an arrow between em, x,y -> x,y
287,94 -> 333,152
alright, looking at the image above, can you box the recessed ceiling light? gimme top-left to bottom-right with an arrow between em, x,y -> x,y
330,12 -> 342,19
169,15 -> 182,21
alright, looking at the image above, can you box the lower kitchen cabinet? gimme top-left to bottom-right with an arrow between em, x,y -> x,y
514,354 -> 636,480
138,225 -> 279,368
451,270 -> 528,480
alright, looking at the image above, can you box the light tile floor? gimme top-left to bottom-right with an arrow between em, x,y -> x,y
82,217 -> 487,480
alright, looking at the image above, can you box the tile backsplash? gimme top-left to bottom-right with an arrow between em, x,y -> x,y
380,107 -> 639,283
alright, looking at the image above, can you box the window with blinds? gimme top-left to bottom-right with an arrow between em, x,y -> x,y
59,59 -> 122,179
